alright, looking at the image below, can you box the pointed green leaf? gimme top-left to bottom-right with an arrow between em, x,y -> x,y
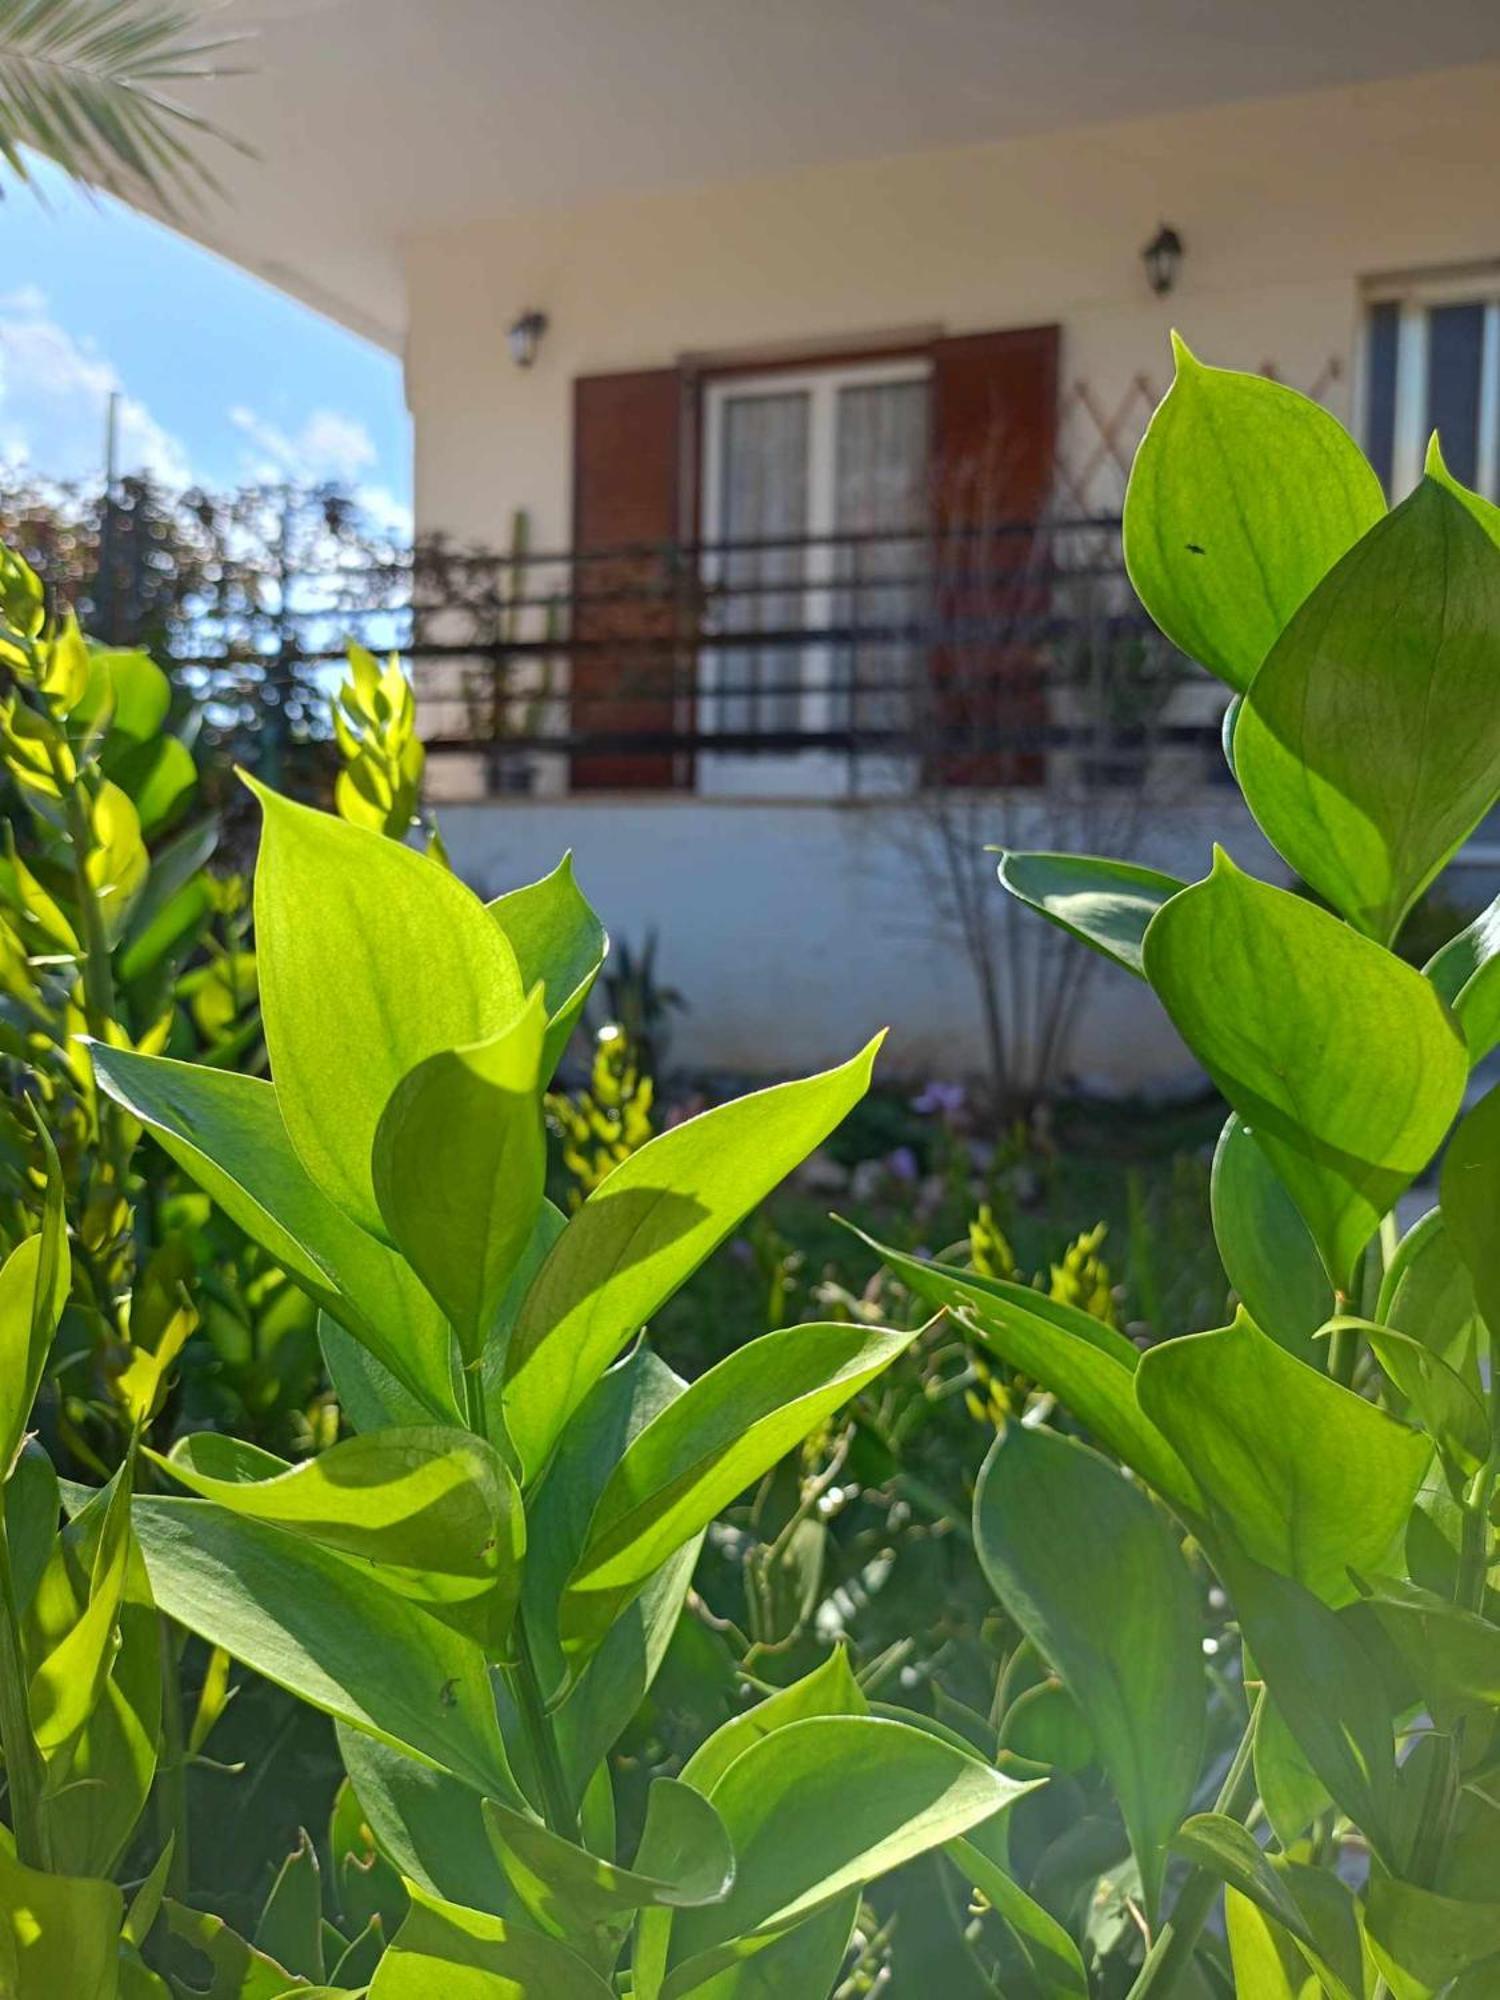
28,1464 -> 133,1758
1254,1696 -> 1331,1851
1440,1080 -> 1500,1337
368,1882 -> 615,1997
1365,1876 -> 1500,2000
154,1427 -> 523,1653
1136,1311 -> 1430,1605
372,988 -> 547,1364
0,1123 -> 69,1472
1378,1207 -> 1483,1376
1330,1316 -> 1488,1471
996,850 -> 1185,978
253,1832 -> 324,1984
1237,478 -> 1500,942
124,1492 -> 519,1800
488,853 -> 607,1078
1142,854 -> 1466,1291
660,1715 -> 1040,1994
948,1830 -> 1089,1997
1172,1815 -> 1315,1948
92,1047 -> 458,1420
1360,1577 -> 1500,1715
249,780 -> 525,1236
851,1228 -> 1200,1513
1123,337 -> 1385,693
1211,1116 -> 1330,1363
337,1724 -> 519,1922
1425,893 -> 1500,1064
503,1039 -> 880,1480
974,1425 -> 1202,1920
1225,1888 -> 1322,2000
559,1320 -> 914,1668
159,1901 -> 302,2000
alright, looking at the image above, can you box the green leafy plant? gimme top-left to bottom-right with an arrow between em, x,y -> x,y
866,336 -> 1500,1994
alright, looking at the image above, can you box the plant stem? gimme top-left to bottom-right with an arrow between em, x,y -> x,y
62,784 -> 117,1038
0,1510 -> 47,1869
156,1618 -> 190,1896
510,1607 -> 578,1841
1124,1689 -> 1263,2000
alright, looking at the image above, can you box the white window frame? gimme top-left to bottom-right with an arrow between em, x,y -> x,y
699,356 -> 931,797
1361,266 -> 1500,500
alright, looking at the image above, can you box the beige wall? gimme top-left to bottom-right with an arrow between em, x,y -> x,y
404,60 -> 1500,547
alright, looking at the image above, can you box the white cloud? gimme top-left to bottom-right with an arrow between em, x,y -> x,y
0,289 -> 191,489
228,401 -> 411,538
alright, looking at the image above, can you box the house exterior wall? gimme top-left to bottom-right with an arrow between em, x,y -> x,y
403,61 -> 1500,549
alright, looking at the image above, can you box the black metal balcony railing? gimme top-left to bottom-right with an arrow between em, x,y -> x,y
159,512 -> 1226,791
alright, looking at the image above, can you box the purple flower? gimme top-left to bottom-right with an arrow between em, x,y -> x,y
912,1080 -> 967,1120
886,1145 -> 920,1182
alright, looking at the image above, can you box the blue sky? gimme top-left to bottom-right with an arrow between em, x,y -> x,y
0,161 -> 410,526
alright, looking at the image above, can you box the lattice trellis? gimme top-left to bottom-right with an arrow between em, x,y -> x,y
1053,357 -> 1346,516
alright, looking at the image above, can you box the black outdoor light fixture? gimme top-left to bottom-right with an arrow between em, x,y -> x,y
1141,223 -> 1184,297
508,309 -> 549,368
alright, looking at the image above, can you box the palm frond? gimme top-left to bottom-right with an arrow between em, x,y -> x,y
0,0 -> 247,213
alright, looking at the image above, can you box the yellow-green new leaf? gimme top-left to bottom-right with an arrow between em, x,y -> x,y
373,989 -> 547,1364
973,1424 -> 1203,1921
248,780 -> 525,1237
154,1427 -> 523,1653
0,1122 -> 70,1472
559,1320 -> 915,1668
92,1046 -> 458,1420
1425,894 -> 1500,1063
1123,338 -> 1385,693
1236,478 -> 1500,943
1135,1311 -> 1430,1605
503,1039 -> 881,1480
659,1716 -> 1040,1995
488,854 -> 607,1079
1142,854 -> 1466,1292
0,1830 -> 123,2000
28,1464 -> 133,1760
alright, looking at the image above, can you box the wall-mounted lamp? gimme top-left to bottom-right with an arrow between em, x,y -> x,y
1141,223 -> 1184,297
508,309 -> 550,369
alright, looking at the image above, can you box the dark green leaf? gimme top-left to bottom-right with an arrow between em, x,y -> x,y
1210,1115 -> 1330,1363
996,850 -> 1185,978
1425,893 -> 1500,1064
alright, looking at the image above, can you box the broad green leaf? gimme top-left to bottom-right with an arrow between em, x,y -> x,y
1171,1815 -> 1315,1949
1425,893 -> 1500,1064
1378,1207 -> 1483,1377
125,1492 -> 519,1800
975,1425 -> 1202,1919
319,1313 -> 439,1436
249,779 -> 525,1237
484,1778 -> 733,1965
850,1227 -> 1200,1514
0,1123 -> 69,1472
1142,853 -> 1466,1292
111,732 -> 197,837
92,1047 -> 458,1420
82,645 -> 171,742
1440,1081 -> 1500,1337
159,1901 -> 300,2000
1226,1554 -> 1398,1866
948,1831 -> 1089,1997
995,851 -> 1185,978
634,1649 -> 869,2000
651,1900 -> 859,2000
1330,1316 -> 1488,1472
337,1725 -> 519,1921
1211,1116 -> 1330,1363
1360,1577 -> 1500,1715
1135,1310 -> 1430,1605
5,1441 -> 58,1616
1365,1876 -> 1500,2000
1237,478 -> 1500,942
488,853 -> 607,1078
28,1465 -> 133,1759
372,988 -> 547,1364
1122,336 -> 1385,693
559,1320 -> 914,1668
524,1345 -> 699,1791
87,779 -> 149,946
368,1882 -> 614,1998
117,815 -> 218,976
1225,1888 -> 1322,2000
503,1039 -> 880,1480
0,1829 -> 123,2000
1254,1696 -> 1331,1851
480,1200 -> 567,1436
660,1715 -> 1039,1994
154,1427 -> 523,1653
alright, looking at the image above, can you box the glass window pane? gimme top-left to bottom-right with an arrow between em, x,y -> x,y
834,378 -> 929,736
716,390 -> 809,734
1364,300 -> 1399,495
1426,300 -> 1485,490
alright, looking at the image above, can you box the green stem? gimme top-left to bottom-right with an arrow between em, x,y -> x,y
62,785 -> 117,1038
1125,1689 -> 1263,2000
0,1510 -> 47,1869
156,1619 -> 190,1897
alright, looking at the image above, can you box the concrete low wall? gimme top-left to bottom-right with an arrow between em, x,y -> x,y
439,792 -> 1271,1088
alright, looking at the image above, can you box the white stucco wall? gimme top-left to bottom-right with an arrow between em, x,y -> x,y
438,794 -> 1274,1087
403,61 -> 1500,547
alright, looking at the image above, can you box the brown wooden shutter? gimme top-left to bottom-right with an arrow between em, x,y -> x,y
928,324 -> 1060,786
570,368 -> 692,791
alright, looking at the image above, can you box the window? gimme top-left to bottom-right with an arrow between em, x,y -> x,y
1363,274 -> 1500,499
699,358 -> 930,794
